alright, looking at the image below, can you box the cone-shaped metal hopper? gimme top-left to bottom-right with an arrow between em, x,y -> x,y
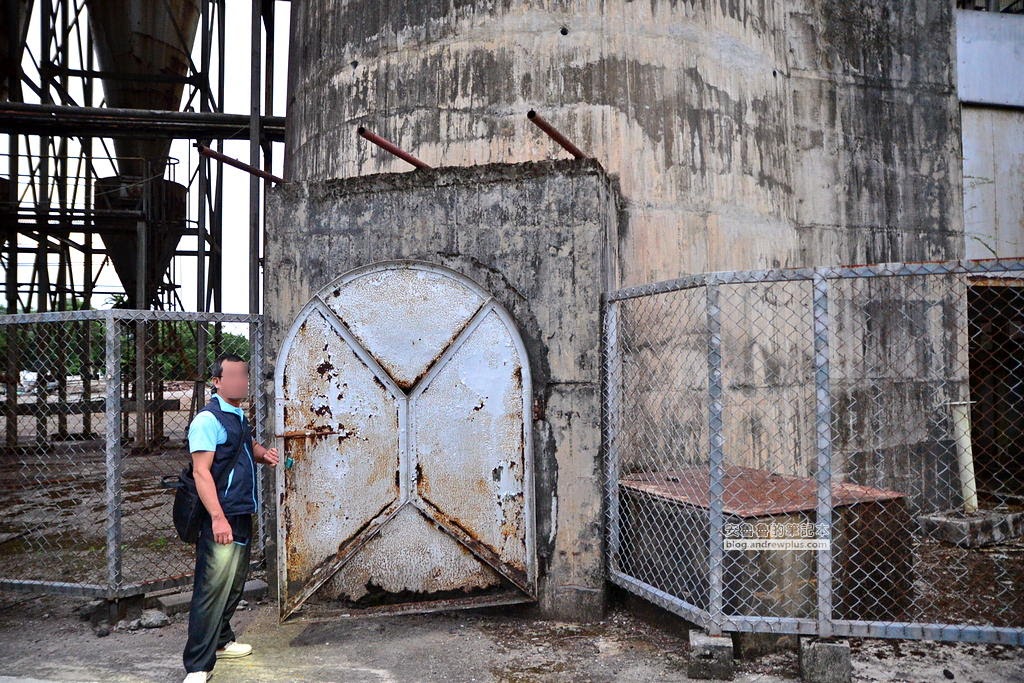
95,176 -> 187,308
86,0 -> 200,178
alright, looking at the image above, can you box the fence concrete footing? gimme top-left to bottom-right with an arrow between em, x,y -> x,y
918,508 -> 1024,548
799,637 -> 851,683
687,630 -> 735,680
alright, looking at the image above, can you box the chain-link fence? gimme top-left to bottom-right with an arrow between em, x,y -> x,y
604,259 -> 1024,645
0,309 -> 267,599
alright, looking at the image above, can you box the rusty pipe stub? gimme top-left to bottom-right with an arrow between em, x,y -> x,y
357,126 -> 432,169
527,110 -> 587,160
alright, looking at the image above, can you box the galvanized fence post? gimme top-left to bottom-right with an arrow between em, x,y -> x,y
104,311 -> 123,595
251,315 -> 269,557
603,297 -> 622,570
812,272 -> 834,638
706,279 -> 726,635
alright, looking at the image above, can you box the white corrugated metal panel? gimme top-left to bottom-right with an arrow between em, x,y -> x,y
962,107 -> 1024,259
956,10 -> 1024,107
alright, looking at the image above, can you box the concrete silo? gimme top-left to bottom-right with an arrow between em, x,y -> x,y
282,0 -> 963,287
266,1 -> 966,623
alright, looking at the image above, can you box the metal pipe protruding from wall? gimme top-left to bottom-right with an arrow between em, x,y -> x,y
357,126 -> 432,169
196,143 -> 286,184
527,110 -> 587,159
947,400 -> 979,515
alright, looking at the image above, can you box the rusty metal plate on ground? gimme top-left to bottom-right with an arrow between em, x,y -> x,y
275,261 -> 535,620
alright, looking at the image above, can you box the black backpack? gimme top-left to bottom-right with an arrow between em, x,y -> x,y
165,428 -> 246,544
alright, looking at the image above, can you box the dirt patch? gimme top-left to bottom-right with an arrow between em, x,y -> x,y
1,593 -> 1022,682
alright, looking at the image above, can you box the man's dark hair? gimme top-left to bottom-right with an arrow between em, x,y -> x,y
210,352 -> 247,379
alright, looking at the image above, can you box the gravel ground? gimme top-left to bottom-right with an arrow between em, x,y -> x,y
0,591 -> 1022,682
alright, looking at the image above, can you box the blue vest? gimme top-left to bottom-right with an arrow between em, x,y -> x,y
199,397 -> 258,516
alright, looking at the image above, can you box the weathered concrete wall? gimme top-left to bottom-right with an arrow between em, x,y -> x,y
284,0 -> 964,287
273,1 -> 970,606
264,159 -> 621,621
788,1 -> 963,267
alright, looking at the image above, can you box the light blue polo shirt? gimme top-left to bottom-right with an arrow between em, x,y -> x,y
188,393 -> 248,453
187,393 -> 258,516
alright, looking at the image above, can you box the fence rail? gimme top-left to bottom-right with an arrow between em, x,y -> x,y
603,258 -> 1024,645
0,309 -> 266,599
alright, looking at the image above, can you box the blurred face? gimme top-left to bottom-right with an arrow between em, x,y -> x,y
212,359 -> 249,401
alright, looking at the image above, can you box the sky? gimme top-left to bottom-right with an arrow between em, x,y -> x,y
2,0 -> 291,315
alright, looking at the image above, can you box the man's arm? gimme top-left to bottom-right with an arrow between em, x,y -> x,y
192,450 -> 233,545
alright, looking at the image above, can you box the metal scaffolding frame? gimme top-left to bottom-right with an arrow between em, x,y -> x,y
0,0 -> 283,456
0,0 -> 284,317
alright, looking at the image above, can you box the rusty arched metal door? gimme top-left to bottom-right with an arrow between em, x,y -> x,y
274,261 -> 536,620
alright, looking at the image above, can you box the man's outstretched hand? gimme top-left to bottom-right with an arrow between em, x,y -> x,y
256,446 -> 279,467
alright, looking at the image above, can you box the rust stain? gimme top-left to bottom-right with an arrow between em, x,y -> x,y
335,501 -> 392,554
365,444 -> 397,490
421,498 -> 530,589
280,265 -> 535,612
416,462 -> 429,496
289,499 -> 394,595
499,493 -> 525,540
424,503 -> 484,550
335,425 -> 356,440
285,436 -> 307,463
280,425 -> 336,438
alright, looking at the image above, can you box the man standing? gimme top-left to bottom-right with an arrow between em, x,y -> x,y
182,353 -> 279,683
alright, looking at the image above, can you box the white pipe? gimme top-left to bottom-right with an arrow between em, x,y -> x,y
947,400 -> 979,515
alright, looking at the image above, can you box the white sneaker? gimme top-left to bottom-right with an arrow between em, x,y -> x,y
182,672 -> 211,682
216,640 -> 253,658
